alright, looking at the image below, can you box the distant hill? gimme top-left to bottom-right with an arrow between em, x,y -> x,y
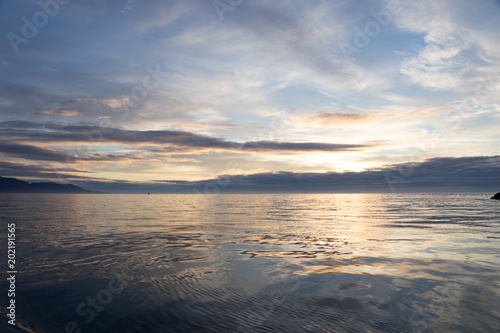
0,176 -> 102,193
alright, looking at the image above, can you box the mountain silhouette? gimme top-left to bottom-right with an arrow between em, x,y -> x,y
0,176 -> 101,193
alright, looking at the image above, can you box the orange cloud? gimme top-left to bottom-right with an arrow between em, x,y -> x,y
101,98 -> 126,108
37,108 -> 80,117
302,112 -> 372,126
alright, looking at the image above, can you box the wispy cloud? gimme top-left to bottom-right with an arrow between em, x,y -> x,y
301,112 -> 372,126
36,108 -> 80,117
392,0 -> 500,94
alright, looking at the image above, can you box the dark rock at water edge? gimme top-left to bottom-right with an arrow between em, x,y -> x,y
0,176 -> 102,193
491,193 -> 500,200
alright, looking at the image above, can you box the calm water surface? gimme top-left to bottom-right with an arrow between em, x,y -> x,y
0,193 -> 499,332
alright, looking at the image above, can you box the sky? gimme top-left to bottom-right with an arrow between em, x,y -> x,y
0,0 -> 499,193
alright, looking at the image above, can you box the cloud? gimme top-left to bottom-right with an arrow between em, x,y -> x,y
0,140 -> 165,164
393,0 -> 500,93
0,121 -> 375,154
36,108 -> 80,117
165,155 -> 500,191
239,141 -> 369,152
301,112 -> 372,126
100,98 -> 125,108
0,142 -> 69,162
0,161 -> 95,180
0,84 -> 121,122
68,155 -> 500,193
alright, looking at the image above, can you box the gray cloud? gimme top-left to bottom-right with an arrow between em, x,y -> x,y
63,155 -> 500,193
0,161 -> 95,180
239,141 -> 368,152
3,154 -> 498,193
0,141 -> 69,162
163,155 -> 500,193
302,112 -> 372,126
0,140 -> 150,163
0,121 -> 374,153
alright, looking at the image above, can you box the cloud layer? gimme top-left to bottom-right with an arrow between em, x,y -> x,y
1,0 -> 498,189
61,155 -> 500,193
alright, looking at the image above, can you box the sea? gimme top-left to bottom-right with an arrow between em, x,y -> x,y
0,193 -> 499,332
